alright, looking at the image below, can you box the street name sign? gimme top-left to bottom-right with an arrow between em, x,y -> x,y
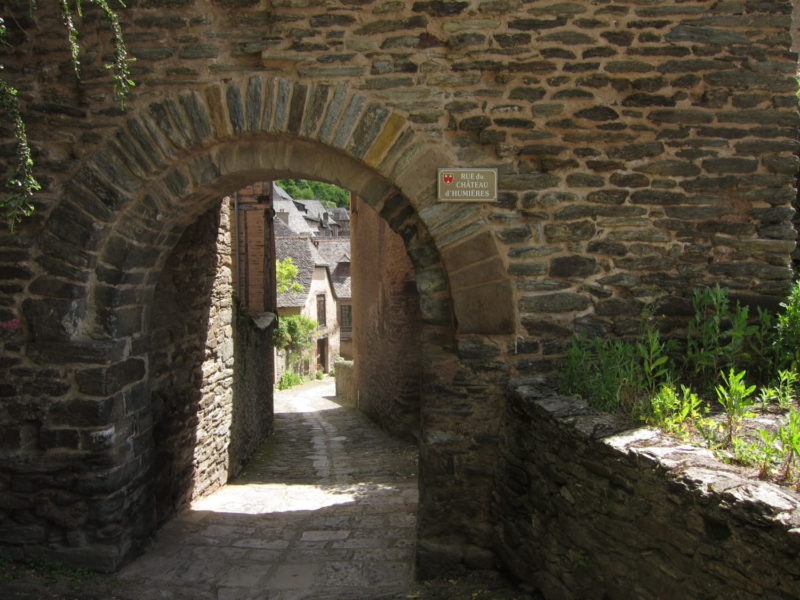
437,168 -> 498,202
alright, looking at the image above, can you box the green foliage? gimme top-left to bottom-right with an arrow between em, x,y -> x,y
276,257 -> 304,294
276,179 -> 349,208
49,0 -> 135,106
754,427 -> 781,478
645,383 -> 704,436
0,75 -> 39,231
273,314 -> 317,373
1,2 -> 134,230
758,369 -> 798,410
777,409 -> 800,482
277,370 -> 305,390
559,327 -> 672,416
636,327 -> 672,396
684,285 -> 755,386
715,369 -> 757,444
775,279 -> 800,370
557,282 -> 800,488
744,307 -> 777,383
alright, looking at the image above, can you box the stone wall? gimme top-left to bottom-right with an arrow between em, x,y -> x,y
334,359 -> 356,408
0,0 -> 797,573
148,204 -> 228,525
230,302 -> 274,479
496,381 -> 800,599
148,199 -> 273,534
351,196 -> 422,441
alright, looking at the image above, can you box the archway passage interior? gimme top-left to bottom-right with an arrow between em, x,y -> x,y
13,79 -> 514,573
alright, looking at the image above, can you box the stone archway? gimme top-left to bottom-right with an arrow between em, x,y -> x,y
21,76 -> 516,571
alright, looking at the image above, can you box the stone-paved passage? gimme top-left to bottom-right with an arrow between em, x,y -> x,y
118,378 -> 418,600
2,377 -> 536,600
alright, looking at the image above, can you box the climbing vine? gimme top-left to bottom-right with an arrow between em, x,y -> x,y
0,2 -> 134,230
0,64 -> 38,231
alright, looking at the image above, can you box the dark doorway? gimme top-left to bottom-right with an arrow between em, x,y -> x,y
317,337 -> 328,373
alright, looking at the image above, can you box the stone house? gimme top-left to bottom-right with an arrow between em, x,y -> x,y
275,233 -> 341,379
315,238 -> 353,359
273,185 -> 350,238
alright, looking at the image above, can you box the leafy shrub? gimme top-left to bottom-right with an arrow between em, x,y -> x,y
644,383 -> 704,436
557,281 -> 800,489
560,327 -> 673,416
273,315 -> 317,374
775,279 -> 800,370
684,285 -> 756,388
715,369 -> 757,444
277,371 -> 304,390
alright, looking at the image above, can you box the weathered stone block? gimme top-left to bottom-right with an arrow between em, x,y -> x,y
521,293 -> 591,313
47,395 -> 125,428
702,157 -> 758,174
574,106 -> 619,121
607,142 -> 664,160
75,359 -> 147,397
550,256 -> 599,278
544,221 -> 596,242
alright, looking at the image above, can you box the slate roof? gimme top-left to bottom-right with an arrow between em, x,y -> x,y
315,239 -> 351,300
273,184 -> 351,305
330,206 -> 350,224
273,185 -> 317,236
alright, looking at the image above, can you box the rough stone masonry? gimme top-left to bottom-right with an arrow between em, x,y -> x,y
0,0 -> 798,588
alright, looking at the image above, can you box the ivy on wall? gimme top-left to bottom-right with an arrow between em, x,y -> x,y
0,2 -> 134,230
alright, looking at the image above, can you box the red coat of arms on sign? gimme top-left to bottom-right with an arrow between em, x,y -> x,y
443,172 -> 454,184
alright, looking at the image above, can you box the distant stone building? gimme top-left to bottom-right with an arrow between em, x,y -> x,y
274,235 -> 340,379
231,182 -> 352,376
273,186 -> 351,238
315,239 -> 353,359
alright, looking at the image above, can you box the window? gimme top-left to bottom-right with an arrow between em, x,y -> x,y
340,304 -> 352,340
317,294 -> 326,326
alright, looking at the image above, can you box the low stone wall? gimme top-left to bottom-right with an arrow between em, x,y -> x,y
496,380 -> 800,599
334,359 -> 356,408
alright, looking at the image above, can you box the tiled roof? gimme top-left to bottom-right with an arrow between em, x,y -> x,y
274,197 -> 315,235
315,239 -> 351,300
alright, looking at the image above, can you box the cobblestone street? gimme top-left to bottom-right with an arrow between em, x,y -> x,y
117,378 -> 419,599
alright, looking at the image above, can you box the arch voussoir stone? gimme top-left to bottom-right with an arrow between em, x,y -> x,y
332,93 -> 366,150
317,81 -> 349,144
363,112 -> 407,168
286,81 -> 309,137
347,102 -> 390,159
301,81 -> 331,138
225,83 -> 246,135
178,90 -> 215,146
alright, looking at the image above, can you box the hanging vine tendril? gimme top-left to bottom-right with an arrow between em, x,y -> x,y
0,2 -> 135,231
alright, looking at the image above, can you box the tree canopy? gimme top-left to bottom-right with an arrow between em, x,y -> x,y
276,179 -> 349,209
276,257 -> 304,294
